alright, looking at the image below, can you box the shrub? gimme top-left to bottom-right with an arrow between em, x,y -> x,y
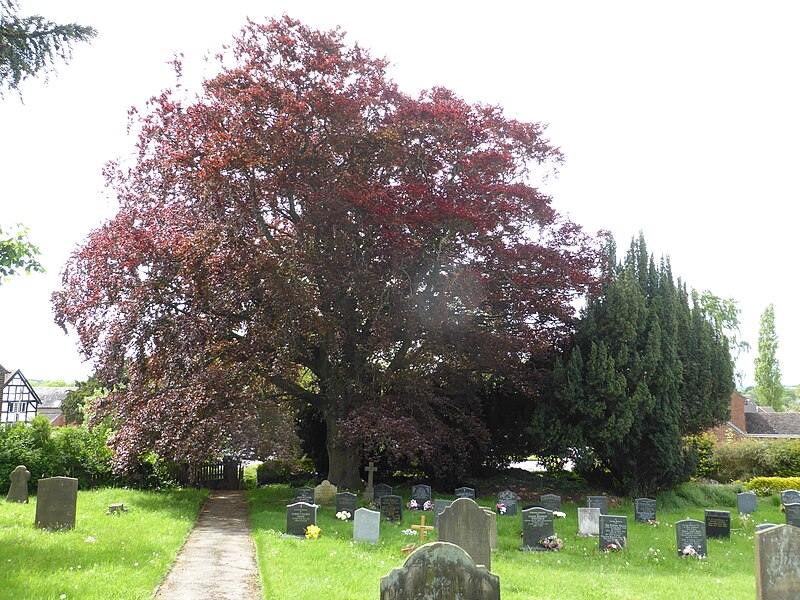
745,476 -> 800,496
684,433 -> 718,479
712,439 -> 800,482
257,456 -> 316,486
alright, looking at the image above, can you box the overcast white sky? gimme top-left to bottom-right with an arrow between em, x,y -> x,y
1,1 -> 798,385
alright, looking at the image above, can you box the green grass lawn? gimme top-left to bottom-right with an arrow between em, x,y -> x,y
0,487 -> 207,600
249,485 -> 785,600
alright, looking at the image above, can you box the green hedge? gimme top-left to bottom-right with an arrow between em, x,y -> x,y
256,456 -> 316,486
745,476 -> 800,497
711,438 -> 800,482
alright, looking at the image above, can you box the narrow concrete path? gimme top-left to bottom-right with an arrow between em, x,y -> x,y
153,490 -> 262,600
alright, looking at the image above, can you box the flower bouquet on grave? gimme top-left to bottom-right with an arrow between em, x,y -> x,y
335,511 -> 351,521
647,519 -> 660,527
605,542 -> 623,552
305,524 -> 321,539
680,545 -> 699,558
540,535 -> 563,551
496,503 -> 507,515
406,499 -> 419,511
423,500 -> 433,511
553,511 -> 566,519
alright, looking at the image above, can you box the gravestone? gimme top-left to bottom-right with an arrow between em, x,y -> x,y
379,542 -> 500,600
353,507 -> 380,544
497,490 -> 518,517
780,490 -> 800,506
381,495 -> 403,522
521,507 -> 554,551
738,491 -> 758,514
756,524 -> 800,600
586,495 -> 609,515
439,498 -> 492,570
433,499 -> 452,528
634,498 -> 657,523
411,484 -> 432,507
705,510 -> 731,539
286,502 -> 317,537
295,486 -> 314,504
756,523 -> 779,533
599,514 -> 628,551
6,465 -> 30,503
578,507 -> 601,537
335,492 -> 358,520
455,486 -> 476,500
482,508 -> 498,550
363,461 -> 377,503
783,503 -> 800,528
314,480 -> 337,505
35,477 -> 78,530
374,484 -> 393,502
676,518 -> 707,557
539,494 -> 561,513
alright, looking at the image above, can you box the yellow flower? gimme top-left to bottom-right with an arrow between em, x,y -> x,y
305,524 -> 321,539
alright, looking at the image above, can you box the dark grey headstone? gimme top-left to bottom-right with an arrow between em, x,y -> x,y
380,542 -> 500,600
455,486 -> 476,500
353,507 -> 380,544
599,514 -> 628,550
411,484 -> 432,506
539,494 -> 561,513
676,518 -> 707,558
35,477 -> 78,530
497,490 -> 518,517
587,495 -> 608,515
433,499 -> 452,528
521,507 -> 554,551
738,491 -> 758,514
286,501 -> 317,537
6,465 -> 30,503
756,524 -> 800,600
295,486 -> 314,504
705,510 -> 731,539
781,490 -> 800,506
439,498 -> 491,569
335,492 -> 358,520
374,483 -> 393,501
784,503 -> 800,528
634,498 -> 657,523
381,494 -> 403,522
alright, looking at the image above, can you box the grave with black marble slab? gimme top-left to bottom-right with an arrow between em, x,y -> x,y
784,502 -> 800,528
374,483 -> 393,502
539,494 -> 561,513
411,484 -> 432,507
286,501 -> 317,537
599,514 -> 627,551
780,489 -> 800,506
497,490 -> 518,517
634,498 -> 656,523
676,518 -> 707,557
294,486 -> 315,504
455,486 -> 476,500
381,494 -> 403,522
586,495 -> 608,515
336,491 -> 358,520
521,507 -> 554,551
705,510 -> 731,539
433,499 -> 452,528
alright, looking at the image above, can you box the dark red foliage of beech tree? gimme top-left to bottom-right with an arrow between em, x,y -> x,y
53,16 -> 602,486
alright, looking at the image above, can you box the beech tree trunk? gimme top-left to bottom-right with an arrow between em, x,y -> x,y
325,416 -> 364,490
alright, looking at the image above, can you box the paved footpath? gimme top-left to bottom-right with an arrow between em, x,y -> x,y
154,490 -> 262,600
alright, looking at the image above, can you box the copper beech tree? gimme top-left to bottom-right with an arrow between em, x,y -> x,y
53,17 -> 602,487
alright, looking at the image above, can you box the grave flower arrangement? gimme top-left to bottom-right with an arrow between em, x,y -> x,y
335,511 -> 351,521
605,542 -> 623,552
305,524 -> 321,539
496,503 -> 507,515
680,545 -> 703,559
553,511 -> 566,518
647,519 -> 660,527
423,500 -> 433,511
406,499 -> 419,510
540,534 -> 563,551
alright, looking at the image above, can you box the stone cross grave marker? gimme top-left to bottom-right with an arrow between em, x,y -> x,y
784,503 -> 800,528
455,486 -> 476,500
634,498 -> 656,523
374,483 -> 393,502
738,491 -> 758,514
363,461 -> 377,502
539,494 -> 561,513
599,514 -> 628,551
314,480 -> 337,505
439,497 -> 492,570
380,542 -> 500,600
295,486 -> 314,504
497,490 -> 518,517
586,495 -> 609,515
705,510 -> 731,539
482,508 -> 498,550
756,524 -> 800,600
433,499 -> 452,528
521,507 -> 554,551
381,494 -> 403,522
35,477 -> 78,530
354,507 -> 380,544
335,491 -> 358,520
676,518 -> 707,558
411,515 -> 434,545
411,484 -> 432,507
286,502 -> 317,537
578,507 -> 600,537
6,465 -> 30,503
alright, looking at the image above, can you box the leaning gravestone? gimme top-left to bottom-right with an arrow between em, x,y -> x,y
455,486 -> 476,500
295,486 -> 315,504
599,514 -> 628,551
783,503 -> 800,528
433,499 -> 452,528
439,498 -> 492,570
676,518 -> 707,557
411,484 -> 432,507
634,498 -> 657,523
35,477 -> 78,530
374,484 -> 393,502
380,542 -> 500,600
381,495 -> 403,522
6,465 -> 30,503
578,507 -> 601,537
314,480 -> 337,505
738,491 -> 758,514
335,492 -> 358,520
539,494 -> 561,513
286,502 -> 317,537
705,510 -> 731,539
497,490 -> 518,517
353,507 -> 380,544
521,507 -> 554,551
756,524 -> 800,600
780,490 -> 800,506
586,495 -> 609,515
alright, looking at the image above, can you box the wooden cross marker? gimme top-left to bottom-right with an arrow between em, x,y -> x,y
411,515 -> 434,545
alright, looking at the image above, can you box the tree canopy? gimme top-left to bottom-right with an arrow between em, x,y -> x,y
53,17 -> 603,486
754,303 -> 783,410
0,223 -> 43,282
